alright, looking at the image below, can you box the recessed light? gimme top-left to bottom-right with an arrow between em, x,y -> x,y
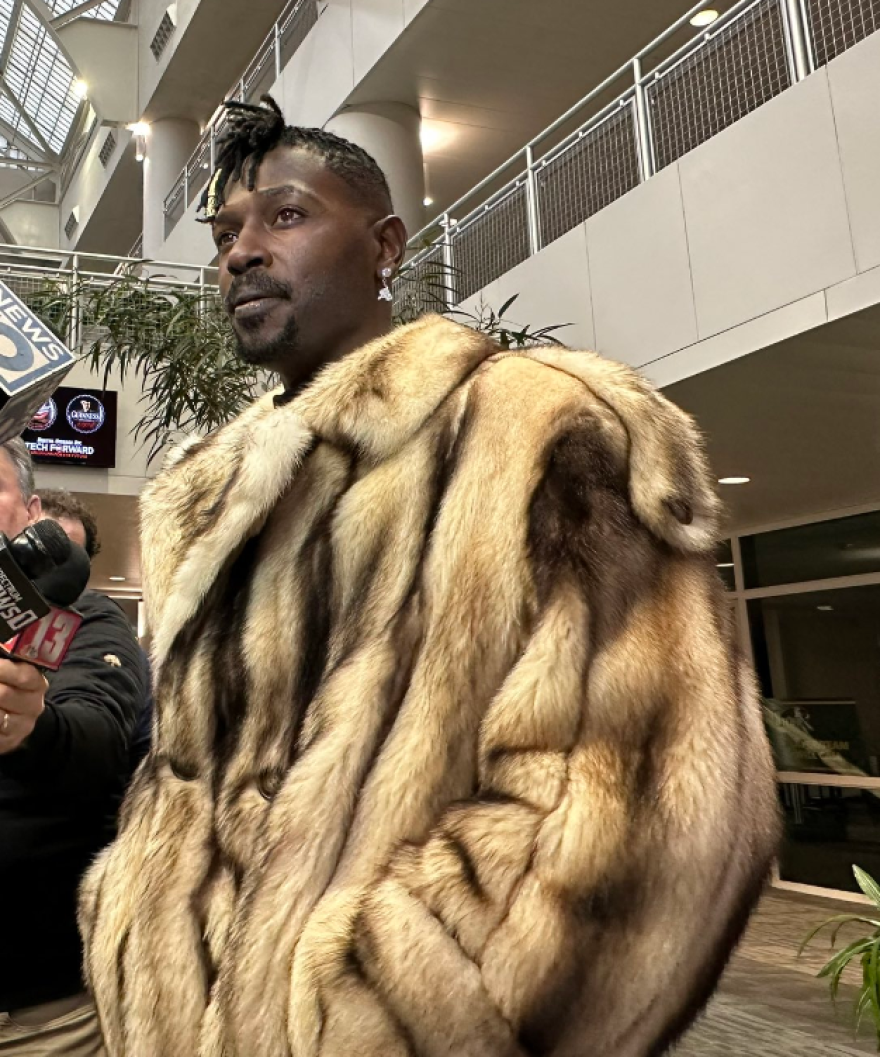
423,196 -> 434,207
690,8 -> 720,27
72,78 -> 88,99
817,605 -> 834,611
718,476 -> 751,485
109,576 -> 127,582
127,121 -> 150,137
716,562 -> 734,568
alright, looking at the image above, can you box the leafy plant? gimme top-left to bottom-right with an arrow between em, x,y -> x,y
449,294 -> 571,350
392,257 -> 458,326
800,865 -> 880,1048
23,269 -> 264,463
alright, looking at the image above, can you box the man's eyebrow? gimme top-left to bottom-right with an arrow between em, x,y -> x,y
258,183 -> 321,204
211,183 -> 322,229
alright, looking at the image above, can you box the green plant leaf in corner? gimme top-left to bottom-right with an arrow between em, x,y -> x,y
855,866 -> 880,910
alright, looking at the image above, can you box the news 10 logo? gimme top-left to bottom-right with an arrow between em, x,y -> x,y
0,282 -> 75,395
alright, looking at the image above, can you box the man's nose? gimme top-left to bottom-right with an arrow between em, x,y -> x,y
225,225 -> 273,276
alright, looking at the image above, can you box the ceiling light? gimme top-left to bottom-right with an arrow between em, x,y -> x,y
690,8 -> 720,27
420,122 -> 455,154
109,575 -> 127,582
72,78 -> 88,99
716,562 -> 734,568
423,196 -> 434,207
127,121 -> 150,137
817,605 -> 834,611
718,476 -> 751,485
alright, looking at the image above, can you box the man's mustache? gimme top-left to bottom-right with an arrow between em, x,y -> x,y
224,274 -> 292,312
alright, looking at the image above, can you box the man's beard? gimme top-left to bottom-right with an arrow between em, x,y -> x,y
225,272 -> 298,368
233,313 -> 300,368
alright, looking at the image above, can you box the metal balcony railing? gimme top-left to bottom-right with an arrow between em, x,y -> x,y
0,243 -> 219,351
400,0 -> 879,312
163,0 -> 326,238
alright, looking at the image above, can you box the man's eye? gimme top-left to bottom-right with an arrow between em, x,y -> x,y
216,231 -> 237,248
276,207 -> 302,224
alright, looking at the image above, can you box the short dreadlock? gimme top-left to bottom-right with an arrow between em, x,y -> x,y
198,95 -> 393,222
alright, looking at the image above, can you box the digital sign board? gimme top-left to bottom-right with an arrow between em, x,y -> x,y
22,387 -> 118,468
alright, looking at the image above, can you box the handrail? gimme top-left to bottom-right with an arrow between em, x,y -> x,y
0,242 -> 219,292
0,241 -> 214,272
400,0 -> 877,309
406,0 -> 771,250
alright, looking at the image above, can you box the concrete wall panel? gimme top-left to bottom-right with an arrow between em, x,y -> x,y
353,0 -> 406,84
680,71 -> 856,339
585,164 -> 697,366
277,0 -> 355,129
827,30 -> 880,273
484,223 -> 595,349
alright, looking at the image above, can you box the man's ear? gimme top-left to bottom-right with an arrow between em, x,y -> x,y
374,214 -> 408,276
26,494 -> 41,525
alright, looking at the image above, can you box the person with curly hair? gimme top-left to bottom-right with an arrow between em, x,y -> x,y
36,489 -> 101,560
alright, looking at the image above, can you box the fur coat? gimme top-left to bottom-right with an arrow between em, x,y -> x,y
81,314 -> 779,1057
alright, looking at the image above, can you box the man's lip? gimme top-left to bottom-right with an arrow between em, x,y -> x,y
231,295 -> 282,317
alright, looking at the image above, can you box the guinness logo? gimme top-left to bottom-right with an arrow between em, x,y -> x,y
66,394 -> 106,435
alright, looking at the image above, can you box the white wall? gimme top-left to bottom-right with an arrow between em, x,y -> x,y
137,0 -> 200,112
58,21 -> 139,126
2,201 -> 61,248
458,29 -> 880,389
60,124 -> 136,253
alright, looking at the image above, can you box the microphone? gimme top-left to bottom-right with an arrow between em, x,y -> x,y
13,522 -> 91,606
0,520 -> 91,670
0,279 -> 76,444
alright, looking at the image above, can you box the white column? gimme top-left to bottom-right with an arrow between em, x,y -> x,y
141,117 -> 201,260
325,103 -> 425,239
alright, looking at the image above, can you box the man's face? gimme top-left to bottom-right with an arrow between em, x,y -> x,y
0,451 -> 39,539
212,146 -> 387,386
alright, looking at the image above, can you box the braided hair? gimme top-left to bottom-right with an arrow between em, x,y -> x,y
198,95 -> 393,221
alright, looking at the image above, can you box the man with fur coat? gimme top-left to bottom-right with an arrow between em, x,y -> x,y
81,96 -> 779,1057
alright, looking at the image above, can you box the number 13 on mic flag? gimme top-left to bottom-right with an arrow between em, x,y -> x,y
2,607 -> 83,670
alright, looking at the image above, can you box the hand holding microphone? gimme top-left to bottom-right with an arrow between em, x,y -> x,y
0,659 -> 47,754
0,520 -> 91,754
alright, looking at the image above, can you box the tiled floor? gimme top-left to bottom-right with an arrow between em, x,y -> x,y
676,890 -> 879,1055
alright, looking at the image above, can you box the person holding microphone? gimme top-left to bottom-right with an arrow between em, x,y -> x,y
0,442 -> 148,1056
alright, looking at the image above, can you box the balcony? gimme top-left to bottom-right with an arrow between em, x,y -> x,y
401,0 -> 879,309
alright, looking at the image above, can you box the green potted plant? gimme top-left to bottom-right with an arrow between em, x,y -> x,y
801,865 -> 880,1048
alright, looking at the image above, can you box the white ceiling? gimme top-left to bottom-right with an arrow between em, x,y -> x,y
352,0 -> 735,223
666,305 -> 880,535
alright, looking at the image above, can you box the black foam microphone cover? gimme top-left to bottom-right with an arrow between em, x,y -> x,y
10,521 -> 91,606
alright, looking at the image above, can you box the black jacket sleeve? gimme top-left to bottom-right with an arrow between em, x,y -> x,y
0,591 -> 147,801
